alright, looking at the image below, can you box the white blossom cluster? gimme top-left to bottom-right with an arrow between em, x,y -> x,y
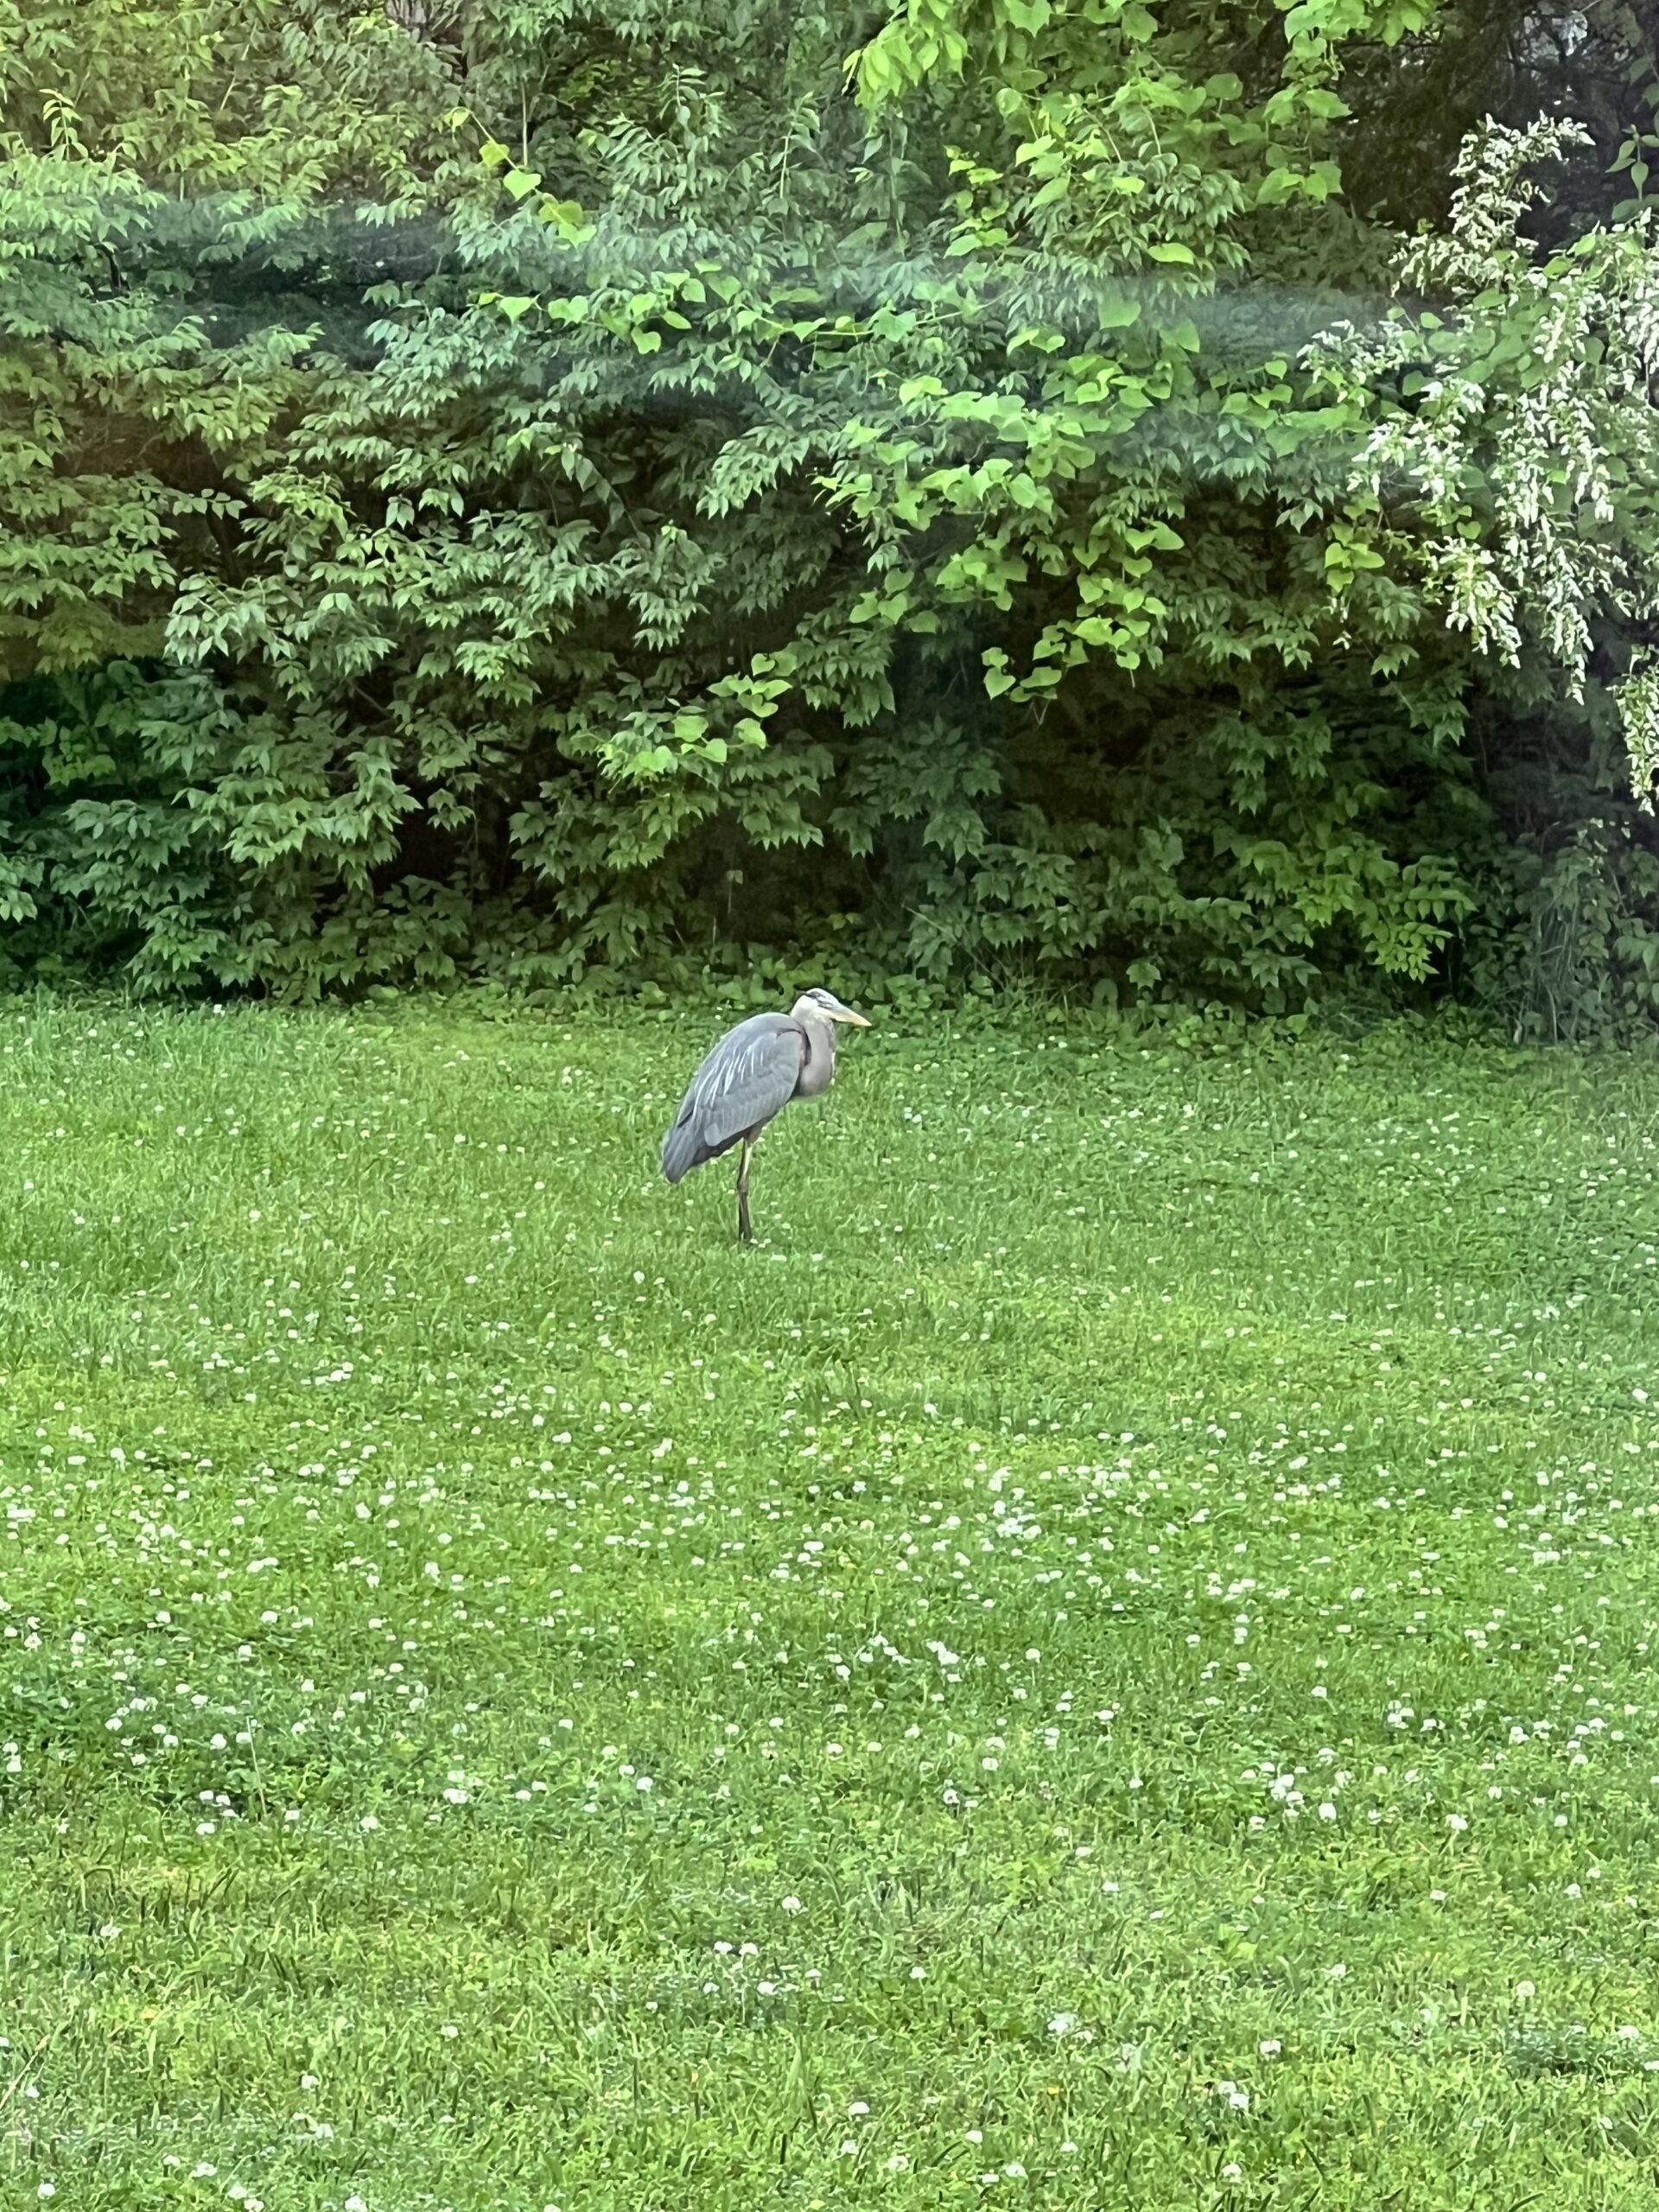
1313,118 -> 1659,795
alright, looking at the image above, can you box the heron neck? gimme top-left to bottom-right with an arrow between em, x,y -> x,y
795,1010 -> 838,1096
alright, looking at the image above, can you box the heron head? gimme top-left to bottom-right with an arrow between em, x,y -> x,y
796,986 -> 872,1028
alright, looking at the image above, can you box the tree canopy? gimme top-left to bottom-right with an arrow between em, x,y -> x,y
0,0 -> 1656,1029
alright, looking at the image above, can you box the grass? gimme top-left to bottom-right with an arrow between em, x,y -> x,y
6,998 -> 1659,2210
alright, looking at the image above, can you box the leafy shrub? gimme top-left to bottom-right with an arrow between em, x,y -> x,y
0,1 -> 1651,1017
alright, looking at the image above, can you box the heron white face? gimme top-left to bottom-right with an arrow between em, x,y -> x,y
798,987 -> 872,1028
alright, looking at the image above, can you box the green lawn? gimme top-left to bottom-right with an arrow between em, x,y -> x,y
7,1001 -> 1659,2209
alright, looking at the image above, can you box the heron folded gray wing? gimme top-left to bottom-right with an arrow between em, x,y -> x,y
661,1014 -> 806,1181
692,1016 -> 805,1147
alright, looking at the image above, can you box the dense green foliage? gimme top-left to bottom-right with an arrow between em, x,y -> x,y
11,1003 -> 1659,2206
0,0 -> 1656,1019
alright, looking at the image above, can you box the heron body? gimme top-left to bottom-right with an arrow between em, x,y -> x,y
660,988 -> 871,1241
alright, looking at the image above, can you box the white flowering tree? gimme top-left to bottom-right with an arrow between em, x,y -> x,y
1313,118 -> 1659,795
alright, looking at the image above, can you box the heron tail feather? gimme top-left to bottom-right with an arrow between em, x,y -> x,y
661,1118 -> 698,1184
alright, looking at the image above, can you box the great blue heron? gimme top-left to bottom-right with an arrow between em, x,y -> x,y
660,988 -> 872,1242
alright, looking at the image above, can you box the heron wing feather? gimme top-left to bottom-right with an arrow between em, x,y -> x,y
660,1015 -> 805,1182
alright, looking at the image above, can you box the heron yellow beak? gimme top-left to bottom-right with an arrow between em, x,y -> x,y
836,1007 -> 873,1027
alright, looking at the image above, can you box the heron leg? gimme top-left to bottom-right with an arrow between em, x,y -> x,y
736,1136 -> 755,1243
